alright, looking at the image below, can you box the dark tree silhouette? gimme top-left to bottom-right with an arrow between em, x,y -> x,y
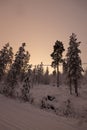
51,40 -> 65,87
66,33 -> 83,96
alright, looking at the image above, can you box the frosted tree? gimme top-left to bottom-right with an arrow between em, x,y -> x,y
51,40 -> 65,87
0,43 -> 13,81
13,43 -> 30,77
21,66 -> 32,101
5,43 -> 30,96
20,50 -> 30,81
66,33 -> 83,96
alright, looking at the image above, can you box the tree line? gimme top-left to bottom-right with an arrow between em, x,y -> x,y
0,43 -> 50,100
0,33 -> 86,101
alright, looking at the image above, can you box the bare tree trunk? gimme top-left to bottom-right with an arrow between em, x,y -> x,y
57,65 -> 59,87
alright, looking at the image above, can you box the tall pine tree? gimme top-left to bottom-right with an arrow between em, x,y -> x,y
5,43 -> 30,96
0,43 -> 13,81
66,33 -> 83,96
51,40 -> 65,87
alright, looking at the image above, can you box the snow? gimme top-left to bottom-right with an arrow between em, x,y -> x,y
0,95 -> 82,130
0,84 -> 87,130
30,84 -> 87,118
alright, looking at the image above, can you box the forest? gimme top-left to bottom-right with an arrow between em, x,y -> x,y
0,33 -> 87,124
0,33 -> 86,98
0,33 -> 87,130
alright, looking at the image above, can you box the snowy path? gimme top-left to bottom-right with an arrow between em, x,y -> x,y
0,94 -> 86,130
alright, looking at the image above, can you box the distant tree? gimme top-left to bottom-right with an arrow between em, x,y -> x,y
51,69 -> 56,86
32,65 -> 38,85
45,66 -> 49,76
51,40 -> 65,87
44,66 -> 50,84
52,69 -> 56,76
37,62 -> 44,84
5,43 -> 30,96
83,68 -> 87,84
0,43 -> 13,81
66,33 -> 83,96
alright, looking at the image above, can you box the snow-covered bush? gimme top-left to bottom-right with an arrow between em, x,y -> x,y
40,95 -> 56,111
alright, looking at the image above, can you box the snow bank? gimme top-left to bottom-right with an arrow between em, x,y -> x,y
0,94 -> 87,130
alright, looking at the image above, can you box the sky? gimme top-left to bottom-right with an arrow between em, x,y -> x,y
0,0 -> 87,72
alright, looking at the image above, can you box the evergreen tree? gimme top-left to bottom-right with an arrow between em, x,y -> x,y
51,40 -> 65,87
66,33 -> 83,96
52,69 -> 56,86
5,43 -> 30,96
14,43 -> 30,77
0,43 -> 13,81
37,62 -> 44,84
21,66 -> 31,101
44,66 -> 50,84
32,65 -> 38,85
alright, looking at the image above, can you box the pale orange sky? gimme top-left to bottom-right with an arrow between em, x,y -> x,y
0,0 -> 87,71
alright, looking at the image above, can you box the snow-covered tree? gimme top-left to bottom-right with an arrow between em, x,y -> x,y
38,62 -> 44,84
33,62 -> 44,85
32,65 -> 38,85
21,66 -> 32,101
0,43 -> 13,81
66,33 -> 83,96
13,43 -> 30,77
51,40 -> 65,87
5,43 -> 30,96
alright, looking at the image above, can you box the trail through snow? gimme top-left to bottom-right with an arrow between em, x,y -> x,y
0,94 -> 87,130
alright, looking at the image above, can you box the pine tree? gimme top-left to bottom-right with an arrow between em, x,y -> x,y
0,43 -> 13,81
66,33 -> 83,96
51,40 -> 65,87
14,43 -> 30,77
6,43 -> 30,96
21,66 -> 31,101
32,65 -> 38,85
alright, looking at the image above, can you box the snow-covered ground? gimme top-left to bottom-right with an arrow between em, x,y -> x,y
30,84 -> 87,118
0,84 -> 87,130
